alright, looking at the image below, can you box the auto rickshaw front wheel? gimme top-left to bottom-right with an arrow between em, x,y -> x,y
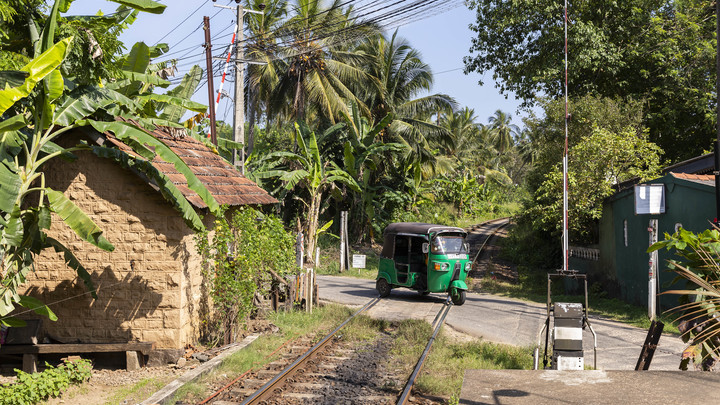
450,288 -> 466,305
377,278 -> 391,298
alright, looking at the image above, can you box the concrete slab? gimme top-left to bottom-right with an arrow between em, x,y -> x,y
459,369 -> 720,404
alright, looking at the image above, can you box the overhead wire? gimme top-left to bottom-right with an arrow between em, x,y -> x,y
152,0 -> 208,46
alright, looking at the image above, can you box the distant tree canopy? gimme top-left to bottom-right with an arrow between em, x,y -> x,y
464,0 -> 715,163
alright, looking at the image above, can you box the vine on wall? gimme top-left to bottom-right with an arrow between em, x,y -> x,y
195,206 -> 296,346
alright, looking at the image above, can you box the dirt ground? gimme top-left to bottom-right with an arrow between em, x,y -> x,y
468,225 -> 518,285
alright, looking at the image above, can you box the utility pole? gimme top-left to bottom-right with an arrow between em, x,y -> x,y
203,16 -> 217,146
214,1 -> 264,174
234,3 -> 245,173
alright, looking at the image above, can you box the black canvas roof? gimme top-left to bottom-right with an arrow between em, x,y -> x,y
383,222 -> 466,236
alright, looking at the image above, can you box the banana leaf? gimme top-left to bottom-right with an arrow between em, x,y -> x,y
122,71 -> 170,87
46,188 -> 114,252
1,206 -> 23,247
91,145 -> 205,231
79,120 -> 220,213
65,6 -> 135,25
54,86 -> 138,126
158,65 -> 203,122
0,115 -> 27,133
121,42 -> 150,74
109,0 -> 166,14
0,162 -> 21,213
139,93 -> 206,115
18,295 -> 58,321
0,37 -> 73,115
40,140 -> 77,163
46,237 -> 97,299
0,71 -> 29,89
45,69 -> 64,102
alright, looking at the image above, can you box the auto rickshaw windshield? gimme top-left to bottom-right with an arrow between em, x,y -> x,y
430,234 -> 467,254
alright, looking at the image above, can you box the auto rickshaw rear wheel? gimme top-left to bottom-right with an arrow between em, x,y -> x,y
376,278 -> 391,298
450,289 -> 466,306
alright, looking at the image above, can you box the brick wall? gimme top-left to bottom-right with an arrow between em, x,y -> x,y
24,141 -> 209,349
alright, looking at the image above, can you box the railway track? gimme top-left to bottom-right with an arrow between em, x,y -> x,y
199,218 -> 507,405
466,217 -> 511,271
201,298 -> 452,405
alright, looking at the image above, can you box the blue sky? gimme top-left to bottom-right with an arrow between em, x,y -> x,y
66,0 -> 533,128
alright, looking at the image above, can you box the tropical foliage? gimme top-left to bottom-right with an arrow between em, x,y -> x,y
650,227 -> 720,370
464,0 -> 714,162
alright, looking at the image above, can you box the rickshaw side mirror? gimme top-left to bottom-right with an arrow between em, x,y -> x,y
422,243 -> 429,254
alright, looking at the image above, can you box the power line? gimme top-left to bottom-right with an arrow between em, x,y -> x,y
153,0 -> 209,46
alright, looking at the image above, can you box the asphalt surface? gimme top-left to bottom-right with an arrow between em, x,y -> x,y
317,275 -> 686,371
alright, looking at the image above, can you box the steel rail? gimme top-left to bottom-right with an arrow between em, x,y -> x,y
240,297 -> 381,405
471,217 -> 511,264
397,299 -> 453,405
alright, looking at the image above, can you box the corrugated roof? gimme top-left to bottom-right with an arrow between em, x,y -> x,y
671,172 -> 716,188
103,118 -> 278,208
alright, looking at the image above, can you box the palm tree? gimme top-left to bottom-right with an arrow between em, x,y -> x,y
268,0 -> 376,124
244,0 -> 287,155
358,30 -> 456,184
488,109 -> 519,154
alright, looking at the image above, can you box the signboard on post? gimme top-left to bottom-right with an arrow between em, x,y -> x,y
634,184 -> 665,215
352,254 -> 366,269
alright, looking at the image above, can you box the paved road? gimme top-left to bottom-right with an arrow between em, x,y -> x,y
317,275 -> 686,371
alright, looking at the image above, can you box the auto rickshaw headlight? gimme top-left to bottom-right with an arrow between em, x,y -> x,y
465,262 -> 472,271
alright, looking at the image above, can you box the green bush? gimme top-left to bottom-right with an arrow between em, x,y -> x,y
0,358 -> 92,405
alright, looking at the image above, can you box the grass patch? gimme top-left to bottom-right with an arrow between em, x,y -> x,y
419,333 -> 533,398
386,321 -> 532,401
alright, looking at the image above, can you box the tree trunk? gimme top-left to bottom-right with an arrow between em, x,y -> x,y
304,191 -> 321,265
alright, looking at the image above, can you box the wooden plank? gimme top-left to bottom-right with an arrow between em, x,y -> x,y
635,320 -> 664,370
0,342 -> 156,355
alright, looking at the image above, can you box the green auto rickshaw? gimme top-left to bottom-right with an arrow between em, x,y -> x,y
376,222 -> 471,305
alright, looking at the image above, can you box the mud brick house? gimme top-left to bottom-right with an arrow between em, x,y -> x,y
22,120 -> 276,350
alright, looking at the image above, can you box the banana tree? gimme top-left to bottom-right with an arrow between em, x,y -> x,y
253,122 -> 359,263
339,102 -> 400,241
0,0 -> 218,328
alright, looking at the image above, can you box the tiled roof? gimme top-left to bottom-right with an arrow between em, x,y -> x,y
103,118 -> 278,208
671,172 -> 716,188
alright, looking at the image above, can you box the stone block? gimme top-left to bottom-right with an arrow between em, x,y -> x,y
166,273 -> 181,288
126,351 -> 142,371
146,348 -> 184,367
143,329 -> 178,349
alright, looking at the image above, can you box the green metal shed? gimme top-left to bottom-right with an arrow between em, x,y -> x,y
597,173 -> 715,309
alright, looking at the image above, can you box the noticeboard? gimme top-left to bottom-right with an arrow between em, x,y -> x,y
352,254 -> 366,269
634,184 -> 665,215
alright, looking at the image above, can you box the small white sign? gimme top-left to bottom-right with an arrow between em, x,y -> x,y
352,254 -> 366,269
634,184 -> 665,215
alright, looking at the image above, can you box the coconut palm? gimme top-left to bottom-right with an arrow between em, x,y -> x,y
244,0 -> 287,155
488,109 -> 519,153
357,31 -> 456,182
268,0 -> 376,124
